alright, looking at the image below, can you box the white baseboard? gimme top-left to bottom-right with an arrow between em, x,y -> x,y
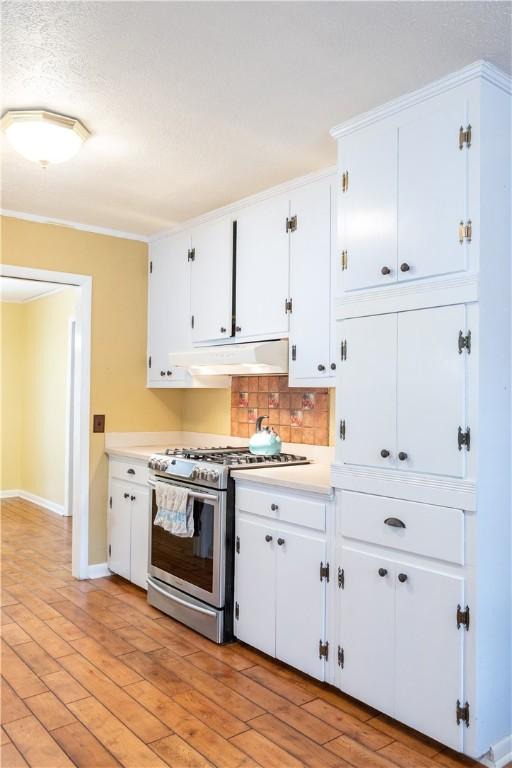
480,735 -> 512,768
86,562 -> 111,579
0,489 -> 66,516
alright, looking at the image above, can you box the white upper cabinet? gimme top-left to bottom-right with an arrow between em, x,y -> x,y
148,232 -> 190,385
397,305 -> 466,477
398,97 -> 469,282
337,304 -> 469,477
235,193 -> 290,340
336,86 -> 473,293
338,122 -> 398,292
288,176 -> 334,384
190,216 -> 234,344
338,313 -> 398,469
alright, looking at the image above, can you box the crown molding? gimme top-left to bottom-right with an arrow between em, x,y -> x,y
0,209 -> 149,243
330,60 -> 512,139
149,165 -> 337,243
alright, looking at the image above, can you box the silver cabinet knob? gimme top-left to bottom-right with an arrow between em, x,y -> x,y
220,327 -> 227,333
317,364 -> 326,371
160,370 -> 166,376
398,573 -> 408,583
166,370 -> 173,376
265,534 -> 273,542
271,503 -> 279,511
277,538 -> 285,546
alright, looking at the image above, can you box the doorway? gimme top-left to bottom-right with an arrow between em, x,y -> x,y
0,265 -> 92,579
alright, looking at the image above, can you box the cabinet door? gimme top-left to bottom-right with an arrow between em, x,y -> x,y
338,122 -> 398,292
275,529 -> 326,680
235,194 -> 290,339
398,97 -> 469,281
289,177 -> 332,382
130,487 -> 149,590
190,216 -> 233,344
397,305 -> 466,477
148,233 -> 190,384
108,479 -> 131,580
395,562 -> 464,750
338,314 -> 397,468
234,516 -> 275,656
339,548 -> 395,713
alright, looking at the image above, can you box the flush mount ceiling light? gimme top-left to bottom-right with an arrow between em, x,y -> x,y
0,109 -> 90,167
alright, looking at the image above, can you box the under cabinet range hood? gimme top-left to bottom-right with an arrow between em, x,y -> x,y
169,339 -> 288,376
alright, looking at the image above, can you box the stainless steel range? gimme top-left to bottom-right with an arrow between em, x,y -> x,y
147,446 -> 309,643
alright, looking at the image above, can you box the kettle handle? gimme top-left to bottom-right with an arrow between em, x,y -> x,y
255,415 -> 268,432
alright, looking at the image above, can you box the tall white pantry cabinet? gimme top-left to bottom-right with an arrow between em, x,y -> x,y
330,62 -> 511,765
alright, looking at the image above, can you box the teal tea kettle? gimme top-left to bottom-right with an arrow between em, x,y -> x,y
249,416 -> 282,456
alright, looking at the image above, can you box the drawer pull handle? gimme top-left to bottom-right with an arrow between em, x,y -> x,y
378,568 -> 388,577
271,503 -> 279,511
384,517 -> 406,528
123,492 -> 130,499
127,468 -> 136,475
398,452 -> 408,461
277,538 -> 285,546
380,449 -> 390,458
265,534 -> 273,543
398,573 -> 408,583
131,495 -> 136,502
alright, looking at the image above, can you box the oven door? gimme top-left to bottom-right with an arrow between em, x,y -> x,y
148,478 -> 225,609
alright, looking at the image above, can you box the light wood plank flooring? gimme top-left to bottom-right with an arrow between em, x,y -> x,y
0,497 -> 491,768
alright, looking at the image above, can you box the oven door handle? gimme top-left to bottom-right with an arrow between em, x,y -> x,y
148,578 -> 218,617
148,479 -> 218,503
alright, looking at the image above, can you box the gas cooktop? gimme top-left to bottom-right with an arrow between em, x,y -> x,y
148,446 -> 309,489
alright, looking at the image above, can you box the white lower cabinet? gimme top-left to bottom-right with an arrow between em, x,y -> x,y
108,459 -> 150,589
234,482 -> 331,680
337,492 -> 466,751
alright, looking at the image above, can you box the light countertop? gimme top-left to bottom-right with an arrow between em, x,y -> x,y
106,445 -> 174,461
231,463 -> 332,495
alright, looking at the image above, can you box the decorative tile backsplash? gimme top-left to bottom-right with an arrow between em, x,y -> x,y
231,376 -> 330,445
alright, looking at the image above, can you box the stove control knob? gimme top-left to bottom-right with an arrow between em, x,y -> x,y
207,470 -> 218,482
191,466 -> 199,479
199,468 -> 208,480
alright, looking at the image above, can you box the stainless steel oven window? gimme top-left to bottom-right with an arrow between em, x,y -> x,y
148,479 -> 226,609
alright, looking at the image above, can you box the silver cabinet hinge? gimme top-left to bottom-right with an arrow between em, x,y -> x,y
459,124 -> 472,150
341,250 -> 348,270
340,340 -> 347,361
338,567 -> 345,589
291,344 -> 297,361
187,248 -> 195,262
456,700 -> 470,727
319,640 -> 329,660
108,544 -> 111,556
337,646 -> 344,668
458,330 -> 471,354
150,260 -> 153,274
236,536 -> 240,554
235,602 -> 239,620
285,298 -> 293,314
339,420 -> 346,440
457,604 -> 470,630
109,496 -> 112,509
148,355 -> 152,369
458,220 -> 472,244
191,315 -> 195,329
320,562 -> 329,582
458,426 -> 470,451
341,171 -> 349,192
286,215 -> 297,233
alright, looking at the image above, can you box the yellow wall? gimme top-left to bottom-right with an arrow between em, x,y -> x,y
19,288 -> 78,505
1,215 -> 182,564
0,302 -> 24,490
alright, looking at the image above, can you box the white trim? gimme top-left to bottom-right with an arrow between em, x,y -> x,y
0,490 -> 64,516
1,209 -> 148,243
86,562 -> 111,579
480,735 -> 512,768
1,264 -> 91,580
64,318 -> 76,518
330,60 -> 512,139
150,165 -> 337,243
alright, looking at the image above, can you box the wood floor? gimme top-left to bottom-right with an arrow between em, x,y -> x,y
0,497 -> 488,768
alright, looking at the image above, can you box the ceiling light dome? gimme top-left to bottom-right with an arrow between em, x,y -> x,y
1,109 -> 90,167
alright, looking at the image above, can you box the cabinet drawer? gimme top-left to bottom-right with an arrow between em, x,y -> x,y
340,491 -> 464,564
236,485 -> 325,532
110,459 -> 148,486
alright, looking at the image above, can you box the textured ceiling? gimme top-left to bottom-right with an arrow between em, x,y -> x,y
1,1 -> 511,236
